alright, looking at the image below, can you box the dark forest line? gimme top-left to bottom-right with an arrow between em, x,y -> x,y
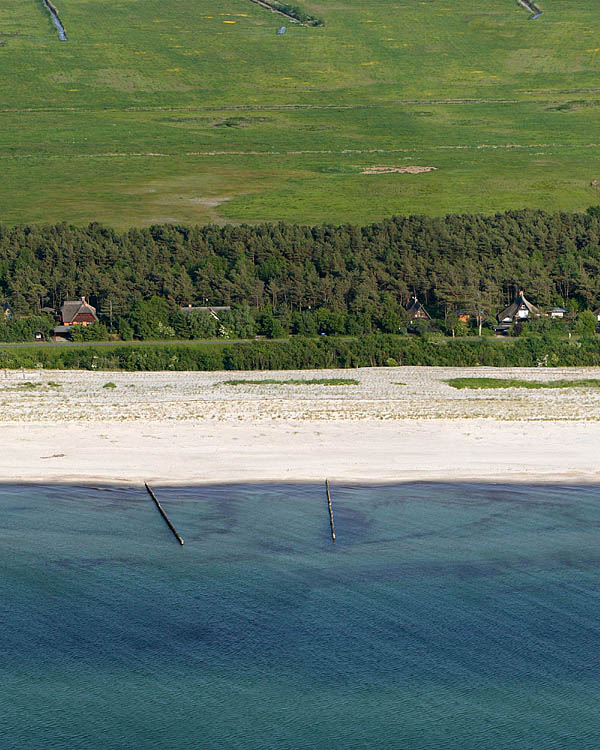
2,208 -> 600,342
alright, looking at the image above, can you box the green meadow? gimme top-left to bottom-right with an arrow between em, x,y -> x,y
1,0 -> 600,225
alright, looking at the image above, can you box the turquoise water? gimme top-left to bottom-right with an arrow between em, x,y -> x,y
3,482 -> 600,749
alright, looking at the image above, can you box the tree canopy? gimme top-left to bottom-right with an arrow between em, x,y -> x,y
1,209 -> 600,337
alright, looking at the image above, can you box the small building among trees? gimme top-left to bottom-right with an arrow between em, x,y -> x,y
495,291 -> 540,334
53,297 -> 98,339
406,296 -> 431,321
59,297 -> 98,327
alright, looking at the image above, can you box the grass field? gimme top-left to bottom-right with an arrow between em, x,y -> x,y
2,0 -> 600,225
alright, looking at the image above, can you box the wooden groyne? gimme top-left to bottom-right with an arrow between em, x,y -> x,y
325,479 -> 336,543
145,483 -> 184,546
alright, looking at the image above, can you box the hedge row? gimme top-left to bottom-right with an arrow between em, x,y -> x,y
1,334 -> 599,371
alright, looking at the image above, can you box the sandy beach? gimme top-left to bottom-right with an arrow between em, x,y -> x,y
1,365 -> 600,486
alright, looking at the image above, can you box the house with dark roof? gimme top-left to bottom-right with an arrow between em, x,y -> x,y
495,291 -> 540,333
58,297 -> 98,327
406,296 -> 431,321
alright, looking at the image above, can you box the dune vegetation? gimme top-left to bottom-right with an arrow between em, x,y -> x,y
446,377 -> 600,390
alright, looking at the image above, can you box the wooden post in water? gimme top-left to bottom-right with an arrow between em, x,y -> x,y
325,479 -> 336,543
145,483 -> 184,546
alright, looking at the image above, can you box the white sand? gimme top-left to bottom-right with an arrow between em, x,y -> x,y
1,366 -> 600,485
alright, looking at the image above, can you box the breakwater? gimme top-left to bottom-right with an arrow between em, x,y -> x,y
145,482 -> 185,545
42,0 -> 67,40
325,479 -> 336,543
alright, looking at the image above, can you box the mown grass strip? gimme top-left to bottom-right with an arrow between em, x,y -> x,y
220,378 -> 359,386
446,378 -> 600,390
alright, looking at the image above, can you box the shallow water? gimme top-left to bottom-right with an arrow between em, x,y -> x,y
3,482 -> 600,749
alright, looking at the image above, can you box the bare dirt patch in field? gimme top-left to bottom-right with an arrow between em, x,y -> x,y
361,165 -> 437,175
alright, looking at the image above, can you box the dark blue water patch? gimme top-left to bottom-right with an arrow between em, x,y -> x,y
3,481 -> 600,749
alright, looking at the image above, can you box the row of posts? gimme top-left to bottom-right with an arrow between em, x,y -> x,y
145,480 -> 337,547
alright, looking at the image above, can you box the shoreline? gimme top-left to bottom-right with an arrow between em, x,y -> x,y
4,478 -> 600,490
1,366 -> 599,487
2,417 -> 599,488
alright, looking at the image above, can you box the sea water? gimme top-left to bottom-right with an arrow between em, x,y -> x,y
2,482 -> 600,749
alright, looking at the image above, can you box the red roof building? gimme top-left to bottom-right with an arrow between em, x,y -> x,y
59,297 -> 98,326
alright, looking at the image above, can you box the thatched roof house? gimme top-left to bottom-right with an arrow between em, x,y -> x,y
495,291 -> 540,333
497,291 -> 540,324
406,296 -> 431,321
59,297 -> 98,326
